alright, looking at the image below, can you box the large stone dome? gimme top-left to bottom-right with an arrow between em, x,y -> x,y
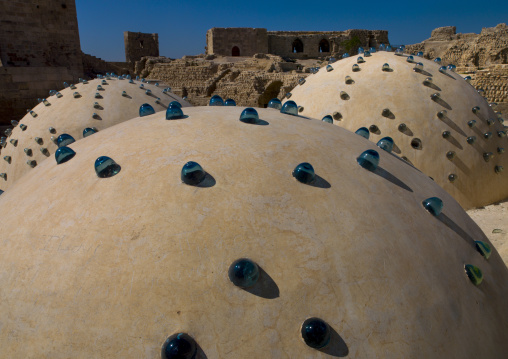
0,77 -> 190,191
290,51 -> 507,209
0,106 -> 506,358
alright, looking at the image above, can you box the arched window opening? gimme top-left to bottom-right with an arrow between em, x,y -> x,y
232,46 -> 240,56
292,39 -> 304,53
139,40 -> 144,49
319,39 -> 330,53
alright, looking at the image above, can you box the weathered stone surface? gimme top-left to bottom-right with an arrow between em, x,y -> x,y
124,31 -> 159,63
431,26 -> 457,40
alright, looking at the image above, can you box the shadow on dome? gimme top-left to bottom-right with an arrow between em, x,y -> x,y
241,264 -> 280,299
318,325 -> 349,357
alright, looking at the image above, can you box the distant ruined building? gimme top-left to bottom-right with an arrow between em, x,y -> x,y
206,28 -> 389,58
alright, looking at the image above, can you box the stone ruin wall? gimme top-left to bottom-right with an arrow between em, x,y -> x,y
0,0 -> 83,126
124,31 -> 159,64
206,28 -> 268,57
471,66 -> 508,109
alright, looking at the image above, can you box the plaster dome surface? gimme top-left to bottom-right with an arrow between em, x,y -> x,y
0,107 -> 506,358
290,51 -> 507,209
0,77 -> 190,191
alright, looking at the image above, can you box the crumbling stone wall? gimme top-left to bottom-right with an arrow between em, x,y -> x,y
82,52 -> 130,78
0,0 -> 83,125
124,31 -> 159,63
206,28 -> 268,57
471,66 -> 508,104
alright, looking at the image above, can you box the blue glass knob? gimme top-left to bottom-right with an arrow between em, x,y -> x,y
495,165 -> 504,173
497,147 -> 505,154
386,45 -> 392,51
57,134 -> 75,148
448,174 -> 457,182
280,101 -> 298,116
292,162 -> 315,184
322,115 -> 333,124
224,98 -> 236,106
379,43 -> 386,51
466,136 -> 476,145
357,56 -> 364,63
357,47 -> 364,54
239,108 -> 259,124
483,152 -> 493,162
181,161 -> 206,185
55,146 -> 76,164
394,48 -> 403,56
301,318 -> 331,349
352,64 -> 360,72
465,264 -> 483,285
298,78 -> 306,85
228,258 -> 260,288
422,197 -> 443,216
447,64 -> 456,72
382,63 -> 391,71
382,108 -> 391,117
416,51 -> 424,57
139,103 -> 155,117
95,156 -> 121,178
357,149 -> 379,171
369,47 -> 376,53
434,57 -> 442,64
467,120 -> 476,128
414,62 -> 423,71
168,101 -> 182,109
442,131 -> 450,139
406,55 -> 414,63
285,92 -> 292,99
166,106 -> 184,120
209,95 -> 224,106
345,76 -> 354,84
472,106 -> 480,114
475,241 -> 491,259
464,76 -> 472,83
267,98 -> 282,110
377,137 -> 394,153
363,50 -> 371,57
342,52 -> 349,58
439,66 -> 447,73
326,65 -> 333,72
161,333 -> 197,359
83,127 -> 97,138
355,127 -> 370,139
4,156 -> 11,163
487,119 -> 495,126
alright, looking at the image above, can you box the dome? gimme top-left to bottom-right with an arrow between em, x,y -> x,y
0,78 -> 191,191
0,106 -> 506,357
290,51 -> 507,209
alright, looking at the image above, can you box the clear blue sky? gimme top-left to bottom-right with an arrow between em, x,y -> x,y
76,0 -> 508,62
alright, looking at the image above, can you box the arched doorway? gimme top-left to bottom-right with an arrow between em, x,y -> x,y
292,39 -> 304,53
232,46 -> 240,56
319,39 -> 330,53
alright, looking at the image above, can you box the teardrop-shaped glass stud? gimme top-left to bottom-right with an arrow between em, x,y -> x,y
70,84 -> 76,89
166,106 -> 184,120
369,47 -> 376,53
301,318 -> 331,349
55,146 -> 76,164
322,115 -> 333,124
95,156 -> 121,178
27,160 -> 37,168
73,92 -> 80,98
394,48 -> 403,56
442,131 -> 451,139
497,130 -> 506,138
139,103 -> 155,117
129,79 -> 134,84
95,92 -> 101,99
121,91 -> 128,97
333,112 -> 342,120
34,137 -> 43,145
448,173 -> 457,182
406,55 -> 414,63
49,90 -> 57,96
355,127 -> 370,139
357,149 -> 380,171
422,197 -> 443,216
224,98 -> 236,106
357,47 -> 364,54
11,120 -> 18,127
93,102 -> 100,109
267,98 -> 282,110
96,85 -> 103,91
467,120 -> 476,128
285,92 -> 292,99
423,77 -> 433,86
48,127 -> 56,134
10,139 -> 18,146
381,108 -> 391,117
57,134 -> 75,148
239,108 -> 259,124
181,161 -> 206,185
29,110 -> 37,118
342,52 -> 350,58
464,76 -> 472,83
379,43 -> 386,51
363,50 -> 371,57
466,136 -> 476,145
4,156 -> 11,164
377,137 -> 394,153
447,64 -> 456,72
63,82 -> 69,88
439,66 -> 447,74
398,123 -> 407,132
24,148 -> 32,156
434,57 -> 442,64
280,101 -> 298,116
472,106 -> 480,114
340,91 -> 349,100
292,162 -> 315,184
477,88 -> 485,96
145,89 -> 152,95
437,110 -> 447,119
228,258 -> 260,288
56,92 -> 62,98
4,128 -> 12,137
51,136 -> 57,144
168,101 -> 182,109
430,93 -> 440,101
464,264 -> 483,285
357,56 -> 364,63
416,51 -> 424,57
161,333 -> 197,359
209,95 -> 224,106
382,63 -> 391,71
352,64 -> 360,72
495,165 -> 504,173
414,62 -> 423,72
0,173 -> 6,180
483,132 -> 492,140
326,64 -> 333,72
497,147 -> 505,155
345,76 -> 354,84
18,124 -> 26,131
483,152 -> 493,162
298,78 -> 306,85
475,241 -> 491,259
369,124 -> 379,133
40,148 -> 49,156
486,118 -> 495,126
83,127 -> 97,137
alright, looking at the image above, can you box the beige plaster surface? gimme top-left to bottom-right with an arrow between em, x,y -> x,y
0,107 -> 506,358
290,51 -> 508,210
0,78 -> 191,191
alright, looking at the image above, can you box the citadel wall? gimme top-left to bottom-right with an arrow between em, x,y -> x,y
124,31 -> 159,63
206,28 -> 268,57
0,0 -> 83,125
